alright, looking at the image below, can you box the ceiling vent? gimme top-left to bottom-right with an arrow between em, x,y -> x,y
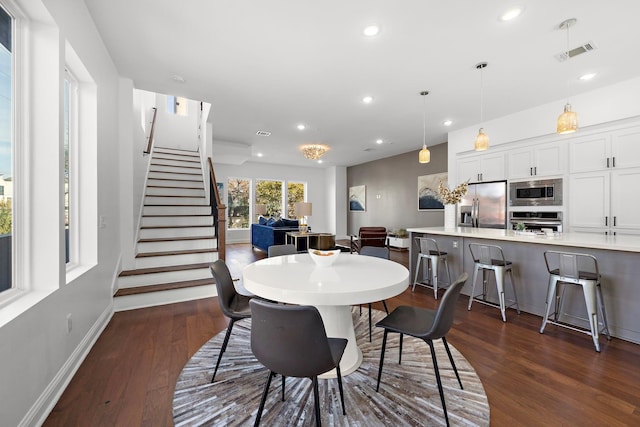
363,148 -> 375,152
256,130 -> 271,136
555,41 -> 597,62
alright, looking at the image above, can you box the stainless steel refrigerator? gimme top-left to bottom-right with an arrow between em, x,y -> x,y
458,180 -> 507,229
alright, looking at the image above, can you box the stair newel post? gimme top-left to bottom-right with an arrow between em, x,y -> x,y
208,158 -> 226,261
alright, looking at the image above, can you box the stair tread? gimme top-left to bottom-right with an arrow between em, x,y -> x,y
147,177 -> 203,182
120,262 -> 211,277
144,204 -> 209,207
142,214 -> 211,217
155,146 -> 199,154
153,156 -> 200,163
140,225 -> 214,229
138,236 -> 214,243
147,184 -> 204,188
150,163 -> 200,170
148,171 -> 201,175
115,278 -> 214,297
136,248 -> 217,258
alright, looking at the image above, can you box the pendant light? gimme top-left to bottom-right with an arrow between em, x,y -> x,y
474,62 -> 489,151
557,18 -> 578,134
418,91 -> 430,163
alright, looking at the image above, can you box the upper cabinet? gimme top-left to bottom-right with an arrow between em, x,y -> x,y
569,127 -> 640,173
507,141 -> 566,180
457,152 -> 505,183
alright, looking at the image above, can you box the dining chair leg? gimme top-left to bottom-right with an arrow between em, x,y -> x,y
382,300 -> 389,314
368,303 -> 373,342
442,337 -> 463,389
212,319 -> 235,383
254,371 -> 274,427
376,330 -> 388,392
312,376 -> 322,427
281,375 -> 285,401
398,333 -> 403,364
336,365 -> 346,415
428,339 -> 450,427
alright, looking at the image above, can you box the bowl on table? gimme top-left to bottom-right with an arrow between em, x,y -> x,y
308,248 -> 341,267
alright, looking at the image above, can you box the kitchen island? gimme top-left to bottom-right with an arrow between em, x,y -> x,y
408,226 -> 640,344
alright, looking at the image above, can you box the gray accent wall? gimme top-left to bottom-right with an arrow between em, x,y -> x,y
347,142 -> 448,235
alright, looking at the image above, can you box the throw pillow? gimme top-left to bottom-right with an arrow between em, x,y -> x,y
266,217 -> 276,226
258,216 -> 268,225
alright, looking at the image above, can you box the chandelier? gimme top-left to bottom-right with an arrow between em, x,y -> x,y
557,18 -> 578,134
301,144 -> 329,160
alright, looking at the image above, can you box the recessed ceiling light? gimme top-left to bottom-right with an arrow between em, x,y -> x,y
499,6 -> 524,21
376,139 -> 384,144
297,123 -> 306,130
317,159 -> 323,164
443,120 -> 453,126
362,95 -> 374,104
256,153 -> 263,157
363,25 -> 380,37
579,72 -> 597,81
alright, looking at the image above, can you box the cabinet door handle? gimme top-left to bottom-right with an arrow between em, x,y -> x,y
614,216 -> 617,226
605,216 -> 608,226
613,157 -> 616,167
530,167 -> 533,176
606,157 -> 610,168
534,166 -> 537,175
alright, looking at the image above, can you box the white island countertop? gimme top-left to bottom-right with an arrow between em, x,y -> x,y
407,227 -> 640,253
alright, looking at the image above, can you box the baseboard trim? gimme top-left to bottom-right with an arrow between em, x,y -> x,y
20,303 -> 114,427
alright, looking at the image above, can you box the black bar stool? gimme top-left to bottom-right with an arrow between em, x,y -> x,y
467,243 -> 520,322
539,250 -> 611,352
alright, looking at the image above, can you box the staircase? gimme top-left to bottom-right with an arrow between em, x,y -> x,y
114,147 -> 218,311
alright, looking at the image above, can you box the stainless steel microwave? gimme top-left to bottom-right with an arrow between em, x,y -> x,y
509,178 -> 563,206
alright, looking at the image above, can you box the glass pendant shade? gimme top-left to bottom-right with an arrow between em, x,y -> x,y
474,128 -> 489,151
557,103 -> 578,134
419,145 -> 431,163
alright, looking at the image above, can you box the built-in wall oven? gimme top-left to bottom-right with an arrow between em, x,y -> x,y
509,211 -> 563,233
509,178 -> 563,207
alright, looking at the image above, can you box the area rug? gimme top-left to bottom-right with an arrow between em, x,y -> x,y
173,308 -> 490,426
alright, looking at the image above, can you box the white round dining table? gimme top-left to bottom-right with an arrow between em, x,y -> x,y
243,252 -> 409,377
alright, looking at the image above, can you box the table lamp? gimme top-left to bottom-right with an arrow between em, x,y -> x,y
294,202 -> 312,233
255,204 -> 267,221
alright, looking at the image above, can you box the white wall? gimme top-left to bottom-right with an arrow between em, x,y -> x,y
154,94 -> 200,151
213,161 -> 346,243
448,76 -> 640,178
0,0 -> 121,425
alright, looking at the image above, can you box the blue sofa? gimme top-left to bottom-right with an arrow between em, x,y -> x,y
251,218 -> 300,252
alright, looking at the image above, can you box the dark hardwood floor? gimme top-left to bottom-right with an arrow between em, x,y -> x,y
44,243 -> 640,426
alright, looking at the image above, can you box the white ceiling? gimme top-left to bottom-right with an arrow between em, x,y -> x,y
85,0 -> 640,168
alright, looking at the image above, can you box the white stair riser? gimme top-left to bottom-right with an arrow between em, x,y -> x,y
139,226 -> 215,239
134,252 -> 216,269
147,179 -> 203,189
137,238 -> 216,253
118,267 -> 212,288
149,164 -> 201,174
152,158 -> 201,168
146,187 -> 205,197
114,285 -> 217,312
148,171 -> 202,181
145,196 -> 207,205
143,205 -> 211,216
141,216 -> 213,227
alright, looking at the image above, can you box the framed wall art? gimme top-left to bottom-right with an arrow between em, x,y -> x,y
418,172 -> 447,210
349,185 -> 366,211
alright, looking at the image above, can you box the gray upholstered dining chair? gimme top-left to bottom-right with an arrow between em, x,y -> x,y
209,259 -> 253,383
359,245 -> 390,342
267,243 -> 297,257
250,299 -> 347,426
375,272 -> 468,427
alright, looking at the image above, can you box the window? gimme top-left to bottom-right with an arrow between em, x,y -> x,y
256,180 -> 283,218
287,181 -> 305,218
167,95 -> 187,116
227,177 -> 250,229
0,3 -> 12,295
63,69 -> 77,264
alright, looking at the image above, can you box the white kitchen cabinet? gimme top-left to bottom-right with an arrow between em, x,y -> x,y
569,168 -> 640,235
507,141 -> 566,180
569,127 -> 640,173
457,152 -> 505,183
